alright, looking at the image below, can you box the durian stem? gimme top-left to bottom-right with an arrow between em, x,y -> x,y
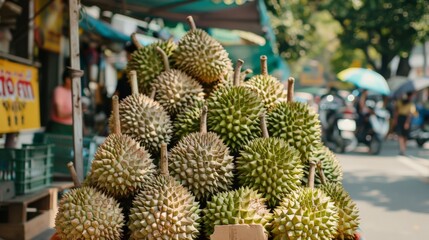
131,32 -> 143,49
150,87 -> 157,100
129,70 -> 139,95
243,69 -> 253,75
241,69 -> 253,81
233,59 -> 244,86
260,55 -> 268,76
186,16 -> 197,31
317,161 -> 327,185
156,46 -> 170,72
308,161 -> 317,189
259,112 -> 269,138
160,142 -> 169,176
67,162 -> 81,187
200,105 -> 208,134
287,77 -> 295,103
112,95 -> 121,135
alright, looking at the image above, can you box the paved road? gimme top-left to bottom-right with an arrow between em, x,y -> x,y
337,139 -> 429,240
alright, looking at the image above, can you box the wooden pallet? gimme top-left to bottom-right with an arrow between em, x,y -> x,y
0,188 -> 58,240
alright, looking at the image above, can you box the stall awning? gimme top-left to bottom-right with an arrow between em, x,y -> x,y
79,14 -> 130,42
81,0 -> 265,35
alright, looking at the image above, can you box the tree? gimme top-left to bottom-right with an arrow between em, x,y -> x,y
264,0 -> 317,61
321,0 -> 429,78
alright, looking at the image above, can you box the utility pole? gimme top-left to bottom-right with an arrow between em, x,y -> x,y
68,0 -> 84,182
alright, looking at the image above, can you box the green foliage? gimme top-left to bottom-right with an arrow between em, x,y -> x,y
265,0 -> 428,78
321,0 -> 429,77
264,0 -> 317,61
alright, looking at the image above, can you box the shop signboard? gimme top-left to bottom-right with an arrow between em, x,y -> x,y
34,0 -> 64,53
0,59 -> 40,133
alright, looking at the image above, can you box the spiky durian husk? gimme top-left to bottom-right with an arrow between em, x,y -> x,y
169,132 -> 234,200
173,100 -> 205,142
207,86 -> 265,153
321,183 -> 360,240
126,40 -> 177,94
203,187 -> 272,237
243,74 -> 287,109
110,94 -> 172,155
267,102 -> 322,162
302,143 -> 343,186
55,186 -> 124,240
128,175 -> 200,239
152,69 -> 205,116
272,188 -> 339,240
237,137 -> 304,208
173,29 -> 232,83
88,133 -> 156,198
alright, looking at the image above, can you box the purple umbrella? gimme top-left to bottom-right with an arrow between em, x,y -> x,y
392,77 -> 429,98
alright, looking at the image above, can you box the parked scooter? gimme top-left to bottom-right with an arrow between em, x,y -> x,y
355,99 -> 390,155
409,104 -> 429,147
319,93 -> 357,153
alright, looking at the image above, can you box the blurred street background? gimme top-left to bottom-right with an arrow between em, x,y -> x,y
339,140 -> 429,240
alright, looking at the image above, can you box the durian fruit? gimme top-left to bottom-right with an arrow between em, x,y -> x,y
207,60 -> 265,153
202,187 -> 272,237
89,96 -> 156,198
169,105 -> 234,200
321,183 -> 360,240
152,46 -> 205,116
173,99 -> 205,142
243,56 -> 287,109
236,113 -> 304,208
128,143 -> 201,239
172,16 -> 232,84
203,68 -> 253,96
55,186 -> 125,240
110,71 -> 172,155
271,162 -> 339,240
267,77 -> 322,162
126,33 -> 177,94
302,142 -> 343,187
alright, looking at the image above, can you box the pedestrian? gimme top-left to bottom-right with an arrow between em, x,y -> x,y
393,92 -> 418,155
46,70 -> 73,135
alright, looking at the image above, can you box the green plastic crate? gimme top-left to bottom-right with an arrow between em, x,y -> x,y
0,144 -> 53,195
33,133 -> 96,177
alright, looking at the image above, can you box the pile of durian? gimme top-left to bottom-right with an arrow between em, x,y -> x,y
54,16 -> 360,240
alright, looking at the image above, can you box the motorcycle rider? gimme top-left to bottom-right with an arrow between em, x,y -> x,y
355,89 -> 373,140
319,86 -> 346,142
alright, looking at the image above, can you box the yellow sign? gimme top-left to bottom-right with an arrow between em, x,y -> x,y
34,0 -> 64,53
0,59 -> 40,133
300,61 -> 325,86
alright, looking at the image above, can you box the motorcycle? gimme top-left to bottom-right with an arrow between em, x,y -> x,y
319,94 -> 357,153
355,99 -> 390,155
409,104 -> 429,147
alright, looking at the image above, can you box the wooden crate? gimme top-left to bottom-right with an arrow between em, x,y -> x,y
0,188 -> 57,240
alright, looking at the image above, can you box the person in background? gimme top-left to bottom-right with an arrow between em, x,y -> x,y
115,41 -> 137,100
46,70 -> 73,135
355,89 -> 371,139
393,92 -> 418,155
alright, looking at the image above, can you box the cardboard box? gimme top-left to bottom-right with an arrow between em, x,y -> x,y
211,224 -> 267,240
